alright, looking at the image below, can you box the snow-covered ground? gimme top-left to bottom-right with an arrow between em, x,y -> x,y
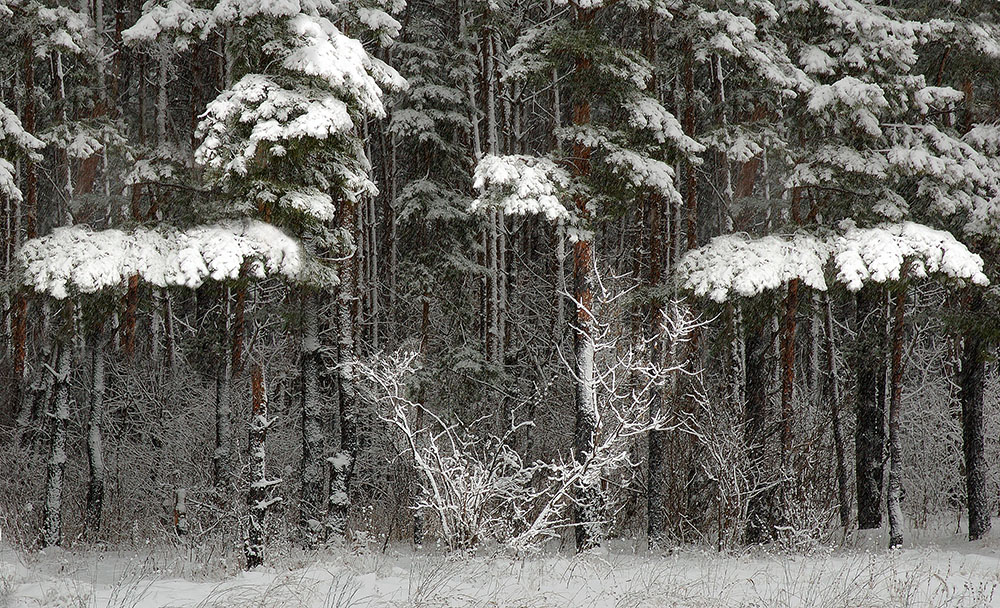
5,531 -> 1000,607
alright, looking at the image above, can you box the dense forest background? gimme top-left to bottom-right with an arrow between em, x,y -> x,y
2,0 -> 1000,566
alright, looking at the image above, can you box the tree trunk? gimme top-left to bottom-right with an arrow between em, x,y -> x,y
780,280 -> 799,467
214,291 -> 233,496
744,307 -> 770,543
823,291 -> 850,529
300,289 -> 324,545
855,286 -> 886,530
245,362 -> 273,569
887,287 -> 906,548
10,34 -> 38,426
413,296 -> 430,547
42,308 -> 72,548
571,7 -> 601,553
85,324 -> 108,537
330,200 -> 359,539
959,291 -> 991,541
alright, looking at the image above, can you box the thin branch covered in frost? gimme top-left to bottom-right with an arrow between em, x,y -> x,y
358,291 -> 705,553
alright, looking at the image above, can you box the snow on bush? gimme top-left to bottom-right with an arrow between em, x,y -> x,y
19,220 -> 302,299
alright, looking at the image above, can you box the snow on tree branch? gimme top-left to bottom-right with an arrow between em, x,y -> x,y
832,221 -> 988,291
677,232 -> 829,302
120,0 -> 211,49
471,154 -> 573,222
678,222 -> 988,302
19,220 -> 303,299
195,75 -> 355,177
0,103 -> 45,154
282,14 -> 406,118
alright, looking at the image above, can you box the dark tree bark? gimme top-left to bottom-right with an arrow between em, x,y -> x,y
855,286 -> 886,530
823,292 -> 850,530
887,287 -> 906,548
85,323 -> 108,537
42,306 -> 72,548
299,289 -> 324,546
959,291 -> 991,541
743,305 -> 771,544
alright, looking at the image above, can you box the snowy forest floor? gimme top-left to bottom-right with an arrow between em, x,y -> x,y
6,525 -> 1000,607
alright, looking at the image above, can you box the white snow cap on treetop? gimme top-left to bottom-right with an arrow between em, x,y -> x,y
832,221 -> 988,291
677,232 -> 829,303
19,220 -> 302,299
471,154 -> 572,222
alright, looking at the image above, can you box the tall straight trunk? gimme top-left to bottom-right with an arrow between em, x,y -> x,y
571,8 -> 600,552
823,291 -> 850,529
54,51 -> 73,227
644,7 -> 669,546
855,286 -> 886,530
245,362 -> 273,569
887,286 -> 906,548
482,18 -> 501,367
744,308 -> 770,543
10,35 -> 38,425
163,292 -> 176,377
85,324 -> 108,537
413,295 -> 430,548
214,291 -> 233,496
367,195 -> 379,349
682,40 -> 697,251
42,307 -> 72,548
330,200 -> 359,539
959,291 -> 991,541
646,189 -> 668,544
780,280 -> 799,466
299,289 -> 324,545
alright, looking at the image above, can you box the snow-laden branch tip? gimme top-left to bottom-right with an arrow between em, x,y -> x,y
19,219 -> 303,299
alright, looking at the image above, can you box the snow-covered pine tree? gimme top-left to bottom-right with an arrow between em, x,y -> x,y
193,0 -> 404,546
